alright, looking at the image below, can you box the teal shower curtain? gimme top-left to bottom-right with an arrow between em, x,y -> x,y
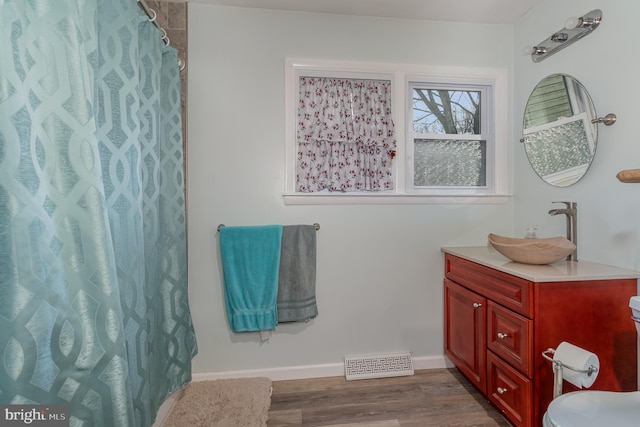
0,0 -> 198,426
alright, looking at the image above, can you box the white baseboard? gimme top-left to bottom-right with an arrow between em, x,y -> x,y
153,390 -> 182,427
191,355 -> 451,382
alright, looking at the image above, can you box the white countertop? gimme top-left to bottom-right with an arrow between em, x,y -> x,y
441,246 -> 640,282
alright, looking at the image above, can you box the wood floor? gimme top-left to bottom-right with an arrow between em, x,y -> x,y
267,368 -> 512,427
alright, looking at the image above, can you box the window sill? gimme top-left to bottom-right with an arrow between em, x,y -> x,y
283,193 -> 512,205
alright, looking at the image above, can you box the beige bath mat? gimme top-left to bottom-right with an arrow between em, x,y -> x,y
162,377 -> 272,427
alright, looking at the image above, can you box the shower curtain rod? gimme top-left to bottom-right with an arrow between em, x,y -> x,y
137,0 -> 186,71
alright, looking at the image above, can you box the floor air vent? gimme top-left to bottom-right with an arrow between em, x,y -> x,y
344,352 -> 414,381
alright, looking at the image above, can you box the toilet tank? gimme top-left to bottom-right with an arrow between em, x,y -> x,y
630,296 -> 640,336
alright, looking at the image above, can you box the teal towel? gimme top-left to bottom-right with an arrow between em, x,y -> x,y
219,225 -> 283,332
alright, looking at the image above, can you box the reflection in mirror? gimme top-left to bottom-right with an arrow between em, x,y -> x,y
523,74 -> 597,187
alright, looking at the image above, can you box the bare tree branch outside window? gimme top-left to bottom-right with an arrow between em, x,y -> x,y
413,89 -> 480,135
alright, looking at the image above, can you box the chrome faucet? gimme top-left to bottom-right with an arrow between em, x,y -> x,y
548,201 -> 577,262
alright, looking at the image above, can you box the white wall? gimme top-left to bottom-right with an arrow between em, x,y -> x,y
514,0 -> 640,270
186,4 -> 515,375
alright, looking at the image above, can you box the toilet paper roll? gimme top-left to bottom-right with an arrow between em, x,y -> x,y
553,341 -> 599,388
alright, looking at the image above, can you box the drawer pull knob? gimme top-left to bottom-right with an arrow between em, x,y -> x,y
497,387 -> 508,394
472,303 -> 483,308
497,332 -> 509,339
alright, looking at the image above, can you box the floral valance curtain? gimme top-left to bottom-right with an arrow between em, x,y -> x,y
296,77 -> 396,192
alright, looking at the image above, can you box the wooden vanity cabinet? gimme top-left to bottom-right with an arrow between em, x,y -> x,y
444,253 -> 638,427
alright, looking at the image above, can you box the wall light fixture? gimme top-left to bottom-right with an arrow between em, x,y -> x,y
523,9 -> 602,63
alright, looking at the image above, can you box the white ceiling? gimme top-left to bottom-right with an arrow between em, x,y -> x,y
186,0 -> 544,24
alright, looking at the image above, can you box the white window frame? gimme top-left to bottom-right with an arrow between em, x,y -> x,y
407,80 -> 492,195
284,58 -> 510,205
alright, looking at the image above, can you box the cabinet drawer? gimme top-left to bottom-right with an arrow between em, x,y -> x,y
487,351 -> 532,427
487,301 -> 533,377
445,254 -> 533,317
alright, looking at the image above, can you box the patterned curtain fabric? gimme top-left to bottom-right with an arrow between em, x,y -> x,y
296,77 -> 396,192
0,1 -> 198,426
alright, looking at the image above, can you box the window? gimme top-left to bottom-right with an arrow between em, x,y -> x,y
408,83 -> 489,190
284,59 -> 509,204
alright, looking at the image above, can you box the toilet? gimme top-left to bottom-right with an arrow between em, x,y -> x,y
542,296 -> 640,427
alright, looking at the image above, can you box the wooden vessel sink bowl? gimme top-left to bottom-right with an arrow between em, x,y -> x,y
487,233 -> 576,265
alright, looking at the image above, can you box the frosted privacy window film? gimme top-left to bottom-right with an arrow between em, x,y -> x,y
524,120 -> 591,177
414,139 -> 487,187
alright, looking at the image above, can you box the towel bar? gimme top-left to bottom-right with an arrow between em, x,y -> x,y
217,223 -> 320,232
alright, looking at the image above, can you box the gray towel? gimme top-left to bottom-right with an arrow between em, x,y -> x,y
277,225 -> 318,322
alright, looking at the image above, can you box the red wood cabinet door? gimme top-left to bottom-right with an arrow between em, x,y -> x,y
444,278 -> 487,393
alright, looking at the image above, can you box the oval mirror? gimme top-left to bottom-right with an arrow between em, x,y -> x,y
522,74 -> 598,187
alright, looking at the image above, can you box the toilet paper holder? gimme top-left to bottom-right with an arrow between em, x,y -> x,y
542,348 -> 599,399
